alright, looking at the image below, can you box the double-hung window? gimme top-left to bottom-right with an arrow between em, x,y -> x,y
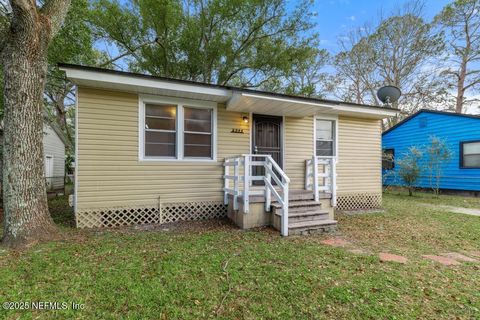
382,149 -> 395,170
184,107 -> 213,158
460,141 -> 480,169
144,104 -> 177,157
316,119 -> 336,157
141,97 -> 215,160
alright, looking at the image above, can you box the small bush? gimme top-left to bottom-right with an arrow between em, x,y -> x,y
397,147 -> 423,196
426,136 -> 452,196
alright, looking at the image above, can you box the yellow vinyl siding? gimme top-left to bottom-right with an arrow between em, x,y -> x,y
284,116 -> 314,189
77,87 -> 249,209
336,116 -> 382,194
77,87 -> 383,211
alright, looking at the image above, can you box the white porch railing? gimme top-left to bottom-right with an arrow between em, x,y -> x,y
305,156 -> 337,207
224,154 -> 290,236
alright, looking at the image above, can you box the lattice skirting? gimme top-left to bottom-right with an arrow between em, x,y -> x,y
336,193 -> 382,211
76,201 -> 227,229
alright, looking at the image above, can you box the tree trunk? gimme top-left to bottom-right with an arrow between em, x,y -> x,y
1,3 -> 64,248
456,64 -> 466,114
54,91 -> 74,147
1,56 -> 57,247
455,18 -> 471,114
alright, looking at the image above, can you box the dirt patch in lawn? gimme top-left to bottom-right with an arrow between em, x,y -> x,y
92,217 -> 256,236
421,203 -> 480,216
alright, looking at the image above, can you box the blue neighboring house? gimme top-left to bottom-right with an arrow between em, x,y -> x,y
382,109 -> 480,194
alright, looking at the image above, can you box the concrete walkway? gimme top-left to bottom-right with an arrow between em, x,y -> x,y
320,237 -> 479,267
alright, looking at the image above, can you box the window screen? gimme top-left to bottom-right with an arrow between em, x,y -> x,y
144,104 -> 176,157
316,119 -> 335,156
461,141 -> 480,168
382,149 -> 395,170
184,107 -> 212,158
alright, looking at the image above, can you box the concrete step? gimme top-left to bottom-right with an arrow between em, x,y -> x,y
275,210 -> 330,223
288,219 -> 337,235
272,200 -> 322,213
243,190 -> 331,203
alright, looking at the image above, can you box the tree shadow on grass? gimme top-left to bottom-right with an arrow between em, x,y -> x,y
48,195 -> 75,228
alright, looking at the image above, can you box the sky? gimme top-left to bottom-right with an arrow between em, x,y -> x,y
309,0 -> 478,114
106,0 -> 478,114
312,0 -> 452,53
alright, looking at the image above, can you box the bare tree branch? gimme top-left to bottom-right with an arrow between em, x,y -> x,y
463,78 -> 480,91
10,0 -> 33,12
1,0 -> 37,55
40,0 -> 71,38
97,38 -> 158,68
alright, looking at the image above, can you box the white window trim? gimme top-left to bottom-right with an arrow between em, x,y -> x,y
138,94 -> 217,162
314,115 -> 338,162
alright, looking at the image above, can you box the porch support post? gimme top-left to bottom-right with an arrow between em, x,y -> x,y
281,181 -> 289,237
305,159 -> 311,190
243,155 -> 250,213
313,156 -> 319,202
331,158 -> 337,207
224,159 -> 229,205
233,158 -> 239,210
265,161 -> 272,212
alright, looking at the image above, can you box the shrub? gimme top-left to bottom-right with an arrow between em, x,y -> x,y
397,146 -> 423,196
426,136 -> 452,196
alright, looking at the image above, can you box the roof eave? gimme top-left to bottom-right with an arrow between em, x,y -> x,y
226,92 -> 399,119
60,64 -> 400,119
60,65 -> 232,103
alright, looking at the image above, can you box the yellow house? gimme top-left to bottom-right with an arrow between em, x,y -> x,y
60,64 -> 399,236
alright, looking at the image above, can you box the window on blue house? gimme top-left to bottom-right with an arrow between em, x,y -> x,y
461,141 -> 480,169
382,149 -> 395,170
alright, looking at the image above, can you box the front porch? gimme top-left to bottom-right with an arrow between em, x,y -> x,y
223,154 -> 338,236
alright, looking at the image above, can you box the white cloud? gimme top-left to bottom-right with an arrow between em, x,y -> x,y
346,15 -> 356,21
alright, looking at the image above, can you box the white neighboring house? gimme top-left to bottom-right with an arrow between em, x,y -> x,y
42,122 -> 68,191
0,120 -> 68,195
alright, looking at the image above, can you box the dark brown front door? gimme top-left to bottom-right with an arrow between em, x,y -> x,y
252,115 -> 282,184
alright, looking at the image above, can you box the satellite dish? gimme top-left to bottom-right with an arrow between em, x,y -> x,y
377,86 -> 401,105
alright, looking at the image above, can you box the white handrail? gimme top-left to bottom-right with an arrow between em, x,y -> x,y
224,154 -> 290,236
305,156 -> 337,207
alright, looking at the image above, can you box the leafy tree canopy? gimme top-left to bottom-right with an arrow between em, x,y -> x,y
45,0 -> 106,147
89,0 -> 326,95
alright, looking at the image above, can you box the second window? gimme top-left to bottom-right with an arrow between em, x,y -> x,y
316,119 -> 336,157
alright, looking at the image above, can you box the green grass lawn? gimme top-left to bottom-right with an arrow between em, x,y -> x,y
384,188 -> 480,208
0,193 -> 479,319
